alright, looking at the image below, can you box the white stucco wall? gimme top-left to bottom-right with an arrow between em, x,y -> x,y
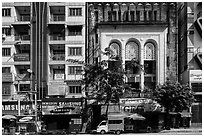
98,25 -> 168,85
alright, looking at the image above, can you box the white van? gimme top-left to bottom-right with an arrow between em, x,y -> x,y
96,113 -> 125,134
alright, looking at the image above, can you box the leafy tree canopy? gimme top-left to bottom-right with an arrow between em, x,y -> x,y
82,60 -> 124,104
152,81 -> 195,112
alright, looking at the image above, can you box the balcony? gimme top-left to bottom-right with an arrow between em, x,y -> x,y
66,75 -> 83,81
15,35 -> 30,41
50,74 -> 65,81
49,35 -> 65,41
51,54 -> 65,61
12,15 -> 30,25
54,74 -> 65,80
50,15 -> 65,22
17,15 -> 30,22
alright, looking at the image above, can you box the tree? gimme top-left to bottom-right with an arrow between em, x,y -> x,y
82,59 -> 124,116
152,81 -> 194,129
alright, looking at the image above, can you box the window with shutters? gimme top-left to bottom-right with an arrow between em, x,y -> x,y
2,48 -> 11,56
69,66 -> 82,75
2,84 -> 11,95
2,67 -> 11,73
68,47 -> 82,56
69,86 -> 81,94
68,26 -> 82,36
69,8 -> 82,16
2,8 -> 11,16
2,28 -> 11,36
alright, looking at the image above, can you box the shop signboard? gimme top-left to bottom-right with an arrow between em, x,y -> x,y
2,73 -> 13,82
41,98 -> 82,115
2,101 -> 41,115
14,53 -> 30,61
119,98 -> 162,113
189,70 -> 202,82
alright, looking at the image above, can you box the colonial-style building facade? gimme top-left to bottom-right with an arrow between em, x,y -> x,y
86,2 -> 178,94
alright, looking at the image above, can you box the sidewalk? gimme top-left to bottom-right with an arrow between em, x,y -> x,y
160,127 -> 202,133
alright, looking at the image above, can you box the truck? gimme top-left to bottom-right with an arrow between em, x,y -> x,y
96,113 -> 125,134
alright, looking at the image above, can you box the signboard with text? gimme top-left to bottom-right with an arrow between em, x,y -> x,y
101,98 -> 162,115
2,73 -> 13,82
14,54 -> 30,61
2,101 -> 41,115
119,98 -> 162,113
41,98 -> 82,115
190,70 -> 202,82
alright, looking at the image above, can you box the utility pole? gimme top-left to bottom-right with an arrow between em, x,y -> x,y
27,69 -> 38,132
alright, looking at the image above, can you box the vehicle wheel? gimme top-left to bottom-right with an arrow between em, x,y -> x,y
100,130 -> 105,134
115,130 -> 121,135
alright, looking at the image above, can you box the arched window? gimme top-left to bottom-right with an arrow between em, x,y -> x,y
125,41 -> 139,60
144,42 -> 157,89
109,42 -> 121,58
144,42 -> 156,60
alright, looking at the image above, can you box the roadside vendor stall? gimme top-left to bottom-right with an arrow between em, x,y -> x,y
2,115 -> 17,135
17,116 -> 37,134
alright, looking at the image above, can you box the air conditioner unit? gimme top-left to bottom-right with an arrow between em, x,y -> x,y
2,34 -> 6,39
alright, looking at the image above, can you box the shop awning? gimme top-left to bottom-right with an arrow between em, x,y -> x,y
127,113 -> 146,120
2,115 -> 17,120
19,116 -> 33,122
179,112 -> 192,118
108,112 -> 129,119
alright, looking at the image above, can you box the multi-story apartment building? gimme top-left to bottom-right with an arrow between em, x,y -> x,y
86,2 -> 178,95
178,2 -> 202,127
46,2 -> 86,99
2,2 -> 86,132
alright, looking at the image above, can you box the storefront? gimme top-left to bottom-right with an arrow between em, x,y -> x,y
99,98 -> 164,132
189,70 -> 202,126
119,98 -> 164,132
41,98 -> 83,134
2,100 -> 41,134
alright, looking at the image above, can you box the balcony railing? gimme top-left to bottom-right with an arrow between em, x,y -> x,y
50,74 -> 65,80
19,15 -> 30,21
49,35 -> 65,41
51,54 -> 65,61
50,15 -> 65,21
15,35 -> 30,41
16,15 -> 30,22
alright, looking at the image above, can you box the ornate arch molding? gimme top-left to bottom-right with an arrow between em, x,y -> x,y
108,39 -> 122,58
125,38 -> 141,60
144,39 -> 157,60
